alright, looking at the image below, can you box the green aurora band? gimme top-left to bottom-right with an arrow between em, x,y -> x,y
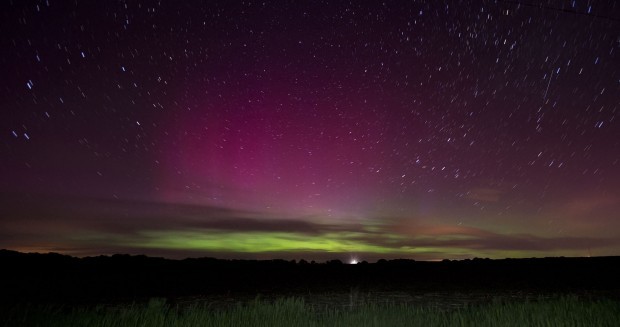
83,228 -> 585,259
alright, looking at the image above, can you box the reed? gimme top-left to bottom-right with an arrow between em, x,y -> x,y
2,295 -> 618,327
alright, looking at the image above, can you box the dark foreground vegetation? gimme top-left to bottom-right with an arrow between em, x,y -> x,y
2,296 -> 620,327
1,250 -> 619,326
1,250 -> 619,304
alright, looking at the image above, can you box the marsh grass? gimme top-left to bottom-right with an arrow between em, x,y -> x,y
1,295 -> 618,327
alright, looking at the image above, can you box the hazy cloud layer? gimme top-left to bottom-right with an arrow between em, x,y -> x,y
2,193 -> 619,260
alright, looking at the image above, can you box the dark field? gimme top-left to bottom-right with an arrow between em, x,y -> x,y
1,250 -> 619,326
3,295 -> 620,327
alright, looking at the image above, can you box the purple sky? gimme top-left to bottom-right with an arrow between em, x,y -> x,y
1,1 -> 619,261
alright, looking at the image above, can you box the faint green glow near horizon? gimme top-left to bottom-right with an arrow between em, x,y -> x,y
125,230 -> 404,253
115,229 -> 471,256
72,228 -> 599,260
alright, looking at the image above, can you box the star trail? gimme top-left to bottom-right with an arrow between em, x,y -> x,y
1,0 -> 619,261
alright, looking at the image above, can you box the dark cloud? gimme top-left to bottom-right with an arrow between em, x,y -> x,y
0,193 -> 337,236
2,193 -> 618,260
355,232 -> 616,252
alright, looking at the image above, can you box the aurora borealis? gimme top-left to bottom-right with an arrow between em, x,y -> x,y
1,1 -> 619,261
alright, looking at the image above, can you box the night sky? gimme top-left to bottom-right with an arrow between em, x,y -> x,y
1,1 -> 619,261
